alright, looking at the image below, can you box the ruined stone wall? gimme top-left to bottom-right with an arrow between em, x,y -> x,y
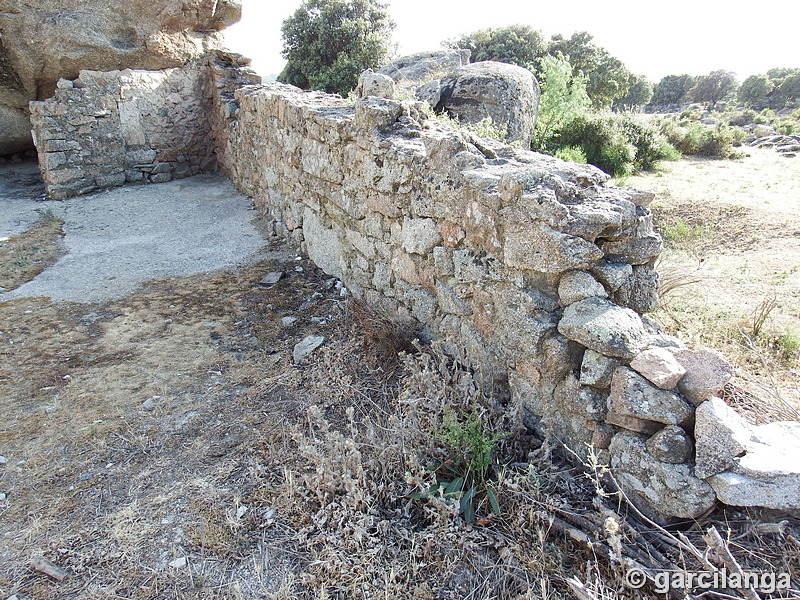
27,54 -> 797,521
205,67 -> 748,521
29,61 -> 218,199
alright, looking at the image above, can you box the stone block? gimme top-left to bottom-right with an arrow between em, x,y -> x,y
607,367 -> 693,426
609,432 -> 716,522
150,173 -> 172,183
558,269 -> 608,305
435,281 -> 471,316
694,396 -> 757,479
43,139 -> 81,152
557,297 -> 649,359
402,217 -> 441,254
672,347 -> 733,405
504,220 -> 603,274
440,221 -> 465,248
579,349 -> 620,388
646,425 -> 693,464
630,347 -> 686,390
433,246 -> 454,277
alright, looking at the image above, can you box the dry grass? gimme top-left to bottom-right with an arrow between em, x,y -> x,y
1,245 -> 798,598
627,150 -> 800,410
0,209 -> 64,291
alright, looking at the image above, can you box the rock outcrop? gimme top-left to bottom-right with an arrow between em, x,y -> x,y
0,0 -> 242,154
379,49 -> 471,90
434,61 -> 540,146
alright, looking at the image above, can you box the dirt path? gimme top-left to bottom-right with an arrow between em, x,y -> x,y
1,164 -> 266,303
0,165 -> 369,597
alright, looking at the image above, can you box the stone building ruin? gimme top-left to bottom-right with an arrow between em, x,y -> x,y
6,23 -> 799,522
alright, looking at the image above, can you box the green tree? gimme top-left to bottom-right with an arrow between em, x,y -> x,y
772,71 -> 800,107
651,74 -> 695,105
688,70 -> 738,109
531,54 -> 591,151
548,31 -> 633,108
766,67 -> 798,81
613,74 -> 653,111
738,74 -> 773,108
278,0 -> 394,97
444,24 -> 548,71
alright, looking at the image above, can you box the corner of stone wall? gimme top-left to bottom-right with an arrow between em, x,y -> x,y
209,79 -> 800,523
29,57 -> 222,199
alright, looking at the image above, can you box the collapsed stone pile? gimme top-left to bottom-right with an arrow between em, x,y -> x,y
25,51 -> 800,522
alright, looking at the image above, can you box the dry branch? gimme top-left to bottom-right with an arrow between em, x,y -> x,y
566,577 -> 601,600
702,526 -> 761,600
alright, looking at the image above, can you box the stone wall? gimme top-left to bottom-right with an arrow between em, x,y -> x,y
27,53 -> 799,522
29,60 -> 226,199
206,64 -> 746,522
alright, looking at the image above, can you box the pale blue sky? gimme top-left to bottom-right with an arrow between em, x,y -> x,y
225,0 -> 800,83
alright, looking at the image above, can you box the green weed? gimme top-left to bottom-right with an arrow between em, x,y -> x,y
410,408 -> 504,523
663,219 -> 708,245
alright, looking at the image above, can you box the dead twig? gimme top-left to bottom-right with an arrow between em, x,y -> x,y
566,577 -> 601,600
702,526 -> 761,600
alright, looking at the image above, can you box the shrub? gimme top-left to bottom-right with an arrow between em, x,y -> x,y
775,119 -> 798,135
660,121 -> 740,158
549,112 -> 676,176
679,109 -> 702,121
727,109 -> 756,127
554,145 -> 587,163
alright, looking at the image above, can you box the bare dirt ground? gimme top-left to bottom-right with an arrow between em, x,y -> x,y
1,157 -> 799,600
624,147 -> 800,414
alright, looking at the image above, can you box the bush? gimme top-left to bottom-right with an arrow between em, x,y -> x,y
679,109 -> 702,121
554,145 -> 587,163
549,112 -> 676,176
727,109 -> 756,127
775,120 -> 798,135
660,121 -> 739,158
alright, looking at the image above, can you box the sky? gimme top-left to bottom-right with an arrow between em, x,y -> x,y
224,0 -> 800,83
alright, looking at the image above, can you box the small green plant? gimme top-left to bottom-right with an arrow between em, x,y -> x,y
554,145 -> 587,163
775,328 -> 800,363
410,408 -> 503,523
663,219 -> 707,245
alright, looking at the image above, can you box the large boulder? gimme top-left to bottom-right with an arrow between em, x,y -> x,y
0,0 -> 241,154
434,61 -> 540,146
379,49 -> 471,88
